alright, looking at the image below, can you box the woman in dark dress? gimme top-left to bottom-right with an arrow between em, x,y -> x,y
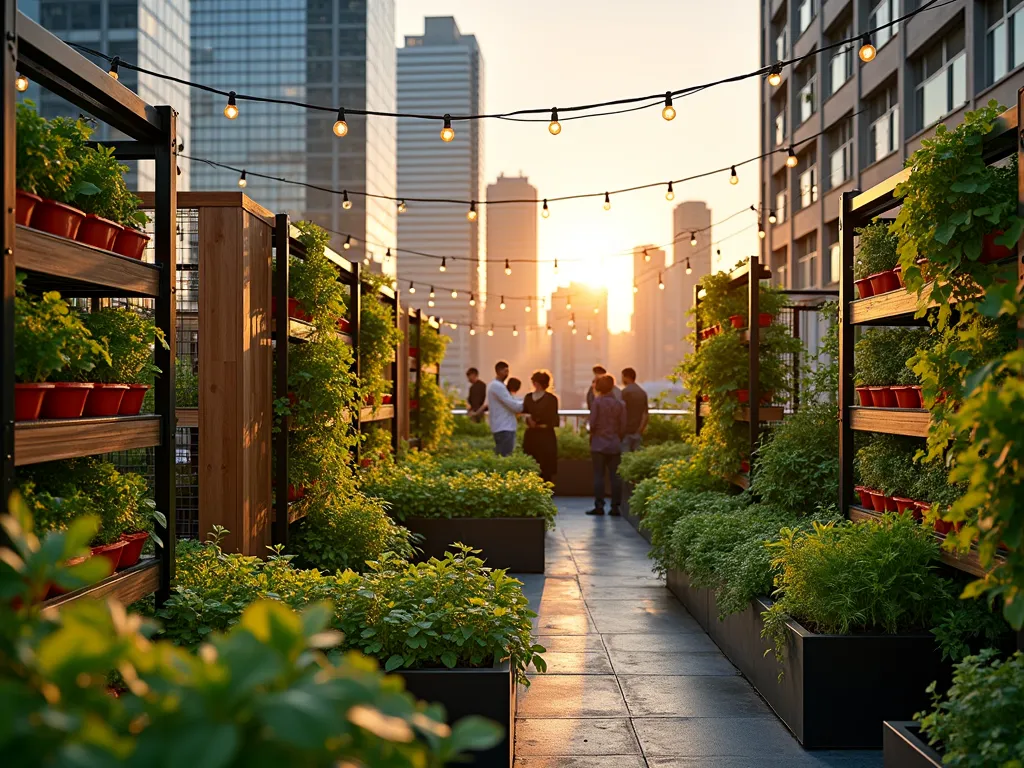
522,370 -> 559,484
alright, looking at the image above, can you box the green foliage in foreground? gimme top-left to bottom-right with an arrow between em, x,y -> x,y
0,504 -> 500,766
556,427 -> 591,460
156,537 -> 545,685
918,649 -> 1024,767
402,449 -> 539,477
617,441 -> 694,484
643,490 -> 745,575
362,468 -> 557,529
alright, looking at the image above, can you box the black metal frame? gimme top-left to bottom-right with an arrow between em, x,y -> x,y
3,8 -> 177,600
407,308 -> 441,446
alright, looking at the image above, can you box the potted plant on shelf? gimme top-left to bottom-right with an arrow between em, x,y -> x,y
68,142 -> 149,254
359,272 -> 402,409
853,221 -> 901,298
855,434 -> 919,514
83,306 -> 168,416
854,328 -> 909,407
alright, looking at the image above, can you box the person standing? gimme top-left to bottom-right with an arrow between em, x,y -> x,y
620,367 -> 649,452
487,361 -> 522,456
466,368 -> 487,422
587,374 -> 626,516
586,365 -> 622,409
522,370 -> 559,484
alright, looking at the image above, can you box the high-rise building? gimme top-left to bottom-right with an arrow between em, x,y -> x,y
191,0 -> 397,265
548,283 -> 608,408
630,245 -> 668,383
760,0 -> 1023,289
29,0 -> 192,190
672,201 -> 712,362
483,173 -> 539,374
397,17 -> 484,384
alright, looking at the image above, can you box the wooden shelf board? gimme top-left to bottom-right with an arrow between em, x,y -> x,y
16,415 -> 161,466
849,285 -> 930,325
16,225 -> 161,298
41,558 -> 159,611
175,407 -> 199,428
360,405 -> 395,423
849,407 -> 931,438
848,506 -> 1004,578
699,403 -> 784,422
728,473 -> 750,490
272,502 -> 307,525
271,319 -> 351,345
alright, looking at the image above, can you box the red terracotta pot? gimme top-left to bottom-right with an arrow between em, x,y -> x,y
117,384 -> 150,416
84,383 -> 129,417
892,497 -> 920,519
868,489 -> 887,512
287,484 -> 305,502
729,314 -> 745,329
933,518 -> 956,536
854,486 -> 874,508
914,500 -> 932,519
883,495 -> 899,513
870,386 -> 897,408
868,269 -> 901,295
709,324 -> 721,336
701,394 -> 709,402
892,386 -> 922,409
893,265 -> 905,287
735,389 -> 750,404
40,382 -> 93,419
45,555 -> 90,599
337,317 -> 352,333
758,312 -> 773,327
31,199 -> 85,239
360,458 -> 373,468
112,227 -> 150,260
118,531 -> 149,568
739,460 -> 750,473
981,231 -> 1014,264
382,394 -> 393,405
90,540 -> 127,573
410,399 -> 419,410
854,278 -> 874,300
15,382 -> 55,421
409,347 -> 419,358
76,214 -> 122,251
855,387 -> 874,406
16,190 -> 42,226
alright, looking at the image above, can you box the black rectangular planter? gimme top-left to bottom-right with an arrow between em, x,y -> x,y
883,722 -> 943,768
665,569 -> 947,749
553,457 -> 610,497
400,659 -> 516,768
620,482 -> 652,542
402,516 -> 545,573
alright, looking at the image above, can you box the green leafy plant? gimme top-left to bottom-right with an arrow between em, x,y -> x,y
618,441 -> 694,484
643,413 -> 693,444
401,449 -> 539,477
556,427 -> 591,459
642,489 -> 747,574
68,143 -> 147,228
855,434 -> 920,498
930,596 -> 1011,663
853,221 -> 899,279
14,101 -> 90,201
451,414 -> 492,437
918,649 -> 1024,766
854,327 -> 928,387
753,401 -> 839,513
290,221 -> 348,330
415,376 -> 454,452
175,356 -> 199,407
694,270 -> 747,328
360,271 -> 403,408
84,306 -> 168,384
418,323 -> 449,367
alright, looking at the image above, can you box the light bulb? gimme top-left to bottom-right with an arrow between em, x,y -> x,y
666,181 -> 675,201
237,170 -> 247,188
633,282 -> 639,294
572,327 -> 578,335
429,287 -> 435,298
470,325 -> 476,336
859,34 -> 876,62
662,91 -> 676,121
428,299 -> 435,307
440,257 -> 446,272
513,326 -> 519,337
449,322 -> 458,330
603,192 -> 611,211
768,210 -> 777,225
690,232 -> 698,247
541,199 -> 550,218
342,190 -> 352,210
593,306 -> 599,314
730,165 -> 739,185
398,200 -> 406,213
525,304 -> 532,312
385,248 -> 392,261
451,289 -> 458,298
644,249 -> 651,263
343,236 -> 352,250
15,74 -> 29,92
333,108 -> 348,137
767,63 -> 783,87
658,273 -> 665,290
499,296 -> 506,310
440,113 -> 455,142
504,259 -> 512,276
548,107 -> 561,135
786,146 -> 798,168
586,331 -> 593,341
408,281 -> 416,294
547,325 -> 553,336
224,91 -> 239,120
566,298 -> 572,310
758,222 -> 766,239
685,258 -> 693,275
467,202 -> 477,221
108,56 -> 120,80
488,326 -> 494,337
553,258 -> 559,274
469,293 -> 476,306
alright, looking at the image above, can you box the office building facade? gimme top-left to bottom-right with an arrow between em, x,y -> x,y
760,0 -> 1024,289
672,201 -> 712,365
191,0 -> 397,264
30,0 -> 191,190
630,245 -> 668,384
397,16 -> 485,384
548,283 -> 608,408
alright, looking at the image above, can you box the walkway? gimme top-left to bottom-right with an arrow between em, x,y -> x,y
513,497 -> 882,768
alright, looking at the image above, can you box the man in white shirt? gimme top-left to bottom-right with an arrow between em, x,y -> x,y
487,360 -> 523,456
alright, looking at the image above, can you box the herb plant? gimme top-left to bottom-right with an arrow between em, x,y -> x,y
68,143 -> 147,228
556,426 -> 591,459
618,441 -> 694,484
853,221 -> 899,279
753,401 -> 839,513
84,306 -> 167,383
359,271 -> 403,408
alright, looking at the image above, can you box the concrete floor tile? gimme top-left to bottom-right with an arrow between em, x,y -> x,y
607,649 -> 738,676
590,609 -> 703,635
532,614 -> 597,635
582,585 -> 672,600
602,633 -> 720,653
534,635 -> 606,652
528,651 -> 613,675
536,599 -> 591,617
515,718 -> 641,756
517,675 -> 628,717
515,758 -> 647,768
619,675 -> 768,717
645,752 -> 882,767
585,597 -> 682,615
632,717 -> 803,758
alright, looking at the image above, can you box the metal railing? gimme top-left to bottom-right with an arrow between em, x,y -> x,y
452,408 -> 691,430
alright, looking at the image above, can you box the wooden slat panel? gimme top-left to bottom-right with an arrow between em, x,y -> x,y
360,405 -> 395,423
15,416 -> 160,465
16,226 -> 160,297
138,191 -> 274,223
850,407 -> 931,437
698,403 -> 784,422
849,285 -> 927,324
176,408 -> 199,428
41,559 -> 159,611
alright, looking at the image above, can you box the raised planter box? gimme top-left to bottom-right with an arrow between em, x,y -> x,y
883,721 -> 943,768
665,569 -> 947,748
401,516 -> 545,573
553,457 -> 610,497
400,659 -> 515,768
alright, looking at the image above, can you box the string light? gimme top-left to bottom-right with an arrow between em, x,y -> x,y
758,220 -> 766,239
548,108 -> 561,135
440,257 -> 447,272
223,91 -> 238,119
470,324 -> 476,336
488,325 -> 494,337
572,327 -> 578,335
385,247 -> 392,261
859,33 -> 876,62
408,281 -> 416,294
768,209 -> 777,224
469,293 -> 476,306
566,297 -> 572,310
333,108 -> 348,137
685,258 -> 692,275
343,235 -> 352,250
525,304 -> 532,312
730,165 -> 739,185
504,259 -> 512,276
633,281 -> 639,294
363,254 -> 371,265
690,232 -> 698,247
553,258 -> 559,274
499,296 -> 506,310
586,329 -> 593,341
440,114 -> 455,142
398,200 -> 407,213
541,199 -> 550,218
593,306 -> 599,314
451,288 -> 458,298
568,313 -> 575,327
603,192 -> 611,211
658,272 -> 665,290
467,202 -> 478,221
15,74 -> 29,92
237,170 -> 247,188
767,62 -> 783,87
108,56 -> 120,79
513,325 -> 519,337
662,92 -> 676,121
786,146 -> 798,168
643,248 -> 651,263
449,322 -> 458,330
666,181 -> 675,201
547,325 -> 553,336
342,190 -> 352,210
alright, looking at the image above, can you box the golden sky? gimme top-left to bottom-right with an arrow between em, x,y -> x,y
396,0 -> 762,333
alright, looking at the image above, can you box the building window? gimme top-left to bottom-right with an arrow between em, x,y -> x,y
773,91 -> 787,146
799,165 -> 818,209
796,58 -> 817,125
915,28 -> 967,130
985,0 -> 1024,85
775,189 -> 787,224
827,21 -> 853,97
828,118 -> 853,188
868,0 -> 899,50
775,24 -> 789,61
866,82 -> 899,163
795,232 -> 818,288
825,222 -> 840,284
797,0 -> 816,35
